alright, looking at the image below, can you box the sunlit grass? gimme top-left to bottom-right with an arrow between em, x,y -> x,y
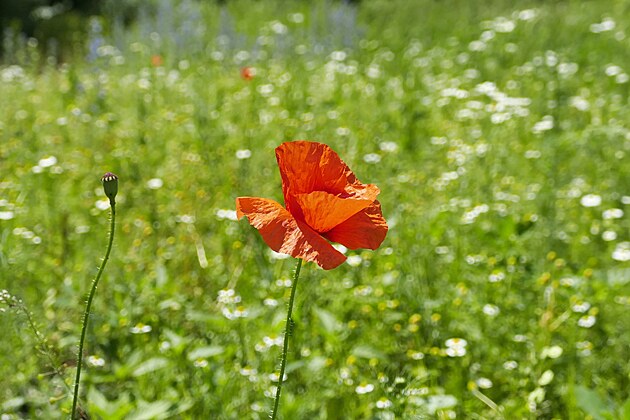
1,0 -> 629,418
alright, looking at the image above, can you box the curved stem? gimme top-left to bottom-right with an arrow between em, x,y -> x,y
271,258 -> 302,420
71,204 -> 116,419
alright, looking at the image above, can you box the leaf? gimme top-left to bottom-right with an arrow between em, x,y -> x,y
307,356 -> 328,372
162,329 -> 189,353
185,310 -> 225,324
351,344 -> 388,360
605,268 -> 630,286
620,396 -> 630,419
286,360 -> 306,374
427,395 -> 458,414
87,387 -> 109,411
87,387 -> 133,419
574,385 -> 611,420
313,306 -> 342,333
132,357 -> 170,377
155,263 -> 168,287
187,345 -> 224,361
2,397 -> 25,411
127,400 -> 172,420
170,398 -> 194,416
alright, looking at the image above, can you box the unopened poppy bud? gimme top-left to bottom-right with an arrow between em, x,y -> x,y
101,172 -> 118,205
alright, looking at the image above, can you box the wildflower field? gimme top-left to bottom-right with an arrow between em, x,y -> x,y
1,0 -> 630,418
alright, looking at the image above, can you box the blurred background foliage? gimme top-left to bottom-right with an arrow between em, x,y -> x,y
1,0 -> 99,57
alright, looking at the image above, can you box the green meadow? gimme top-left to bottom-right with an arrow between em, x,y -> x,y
1,0 -> 629,418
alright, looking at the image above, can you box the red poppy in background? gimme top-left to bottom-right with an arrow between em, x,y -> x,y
240,66 -> 255,80
151,55 -> 164,67
236,141 -> 388,269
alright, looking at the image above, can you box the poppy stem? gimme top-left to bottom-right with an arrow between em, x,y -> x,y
271,258 -> 303,420
71,202 -> 116,419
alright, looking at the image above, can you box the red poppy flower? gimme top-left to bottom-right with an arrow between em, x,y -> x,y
240,66 -> 255,80
151,55 -> 163,67
236,141 -> 388,269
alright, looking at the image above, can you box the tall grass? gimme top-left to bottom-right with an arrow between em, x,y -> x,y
1,0 -> 629,418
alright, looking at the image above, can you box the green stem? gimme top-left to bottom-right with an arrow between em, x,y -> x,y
271,258 -> 303,420
71,203 -> 116,419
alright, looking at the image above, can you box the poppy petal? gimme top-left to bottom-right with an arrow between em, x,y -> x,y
324,201 -> 388,250
276,141 -> 352,195
294,191 -> 374,233
236,197 -> 347,270
276,141 -> 378,213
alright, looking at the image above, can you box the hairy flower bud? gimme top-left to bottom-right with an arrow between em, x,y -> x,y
101,172 -> 118,205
